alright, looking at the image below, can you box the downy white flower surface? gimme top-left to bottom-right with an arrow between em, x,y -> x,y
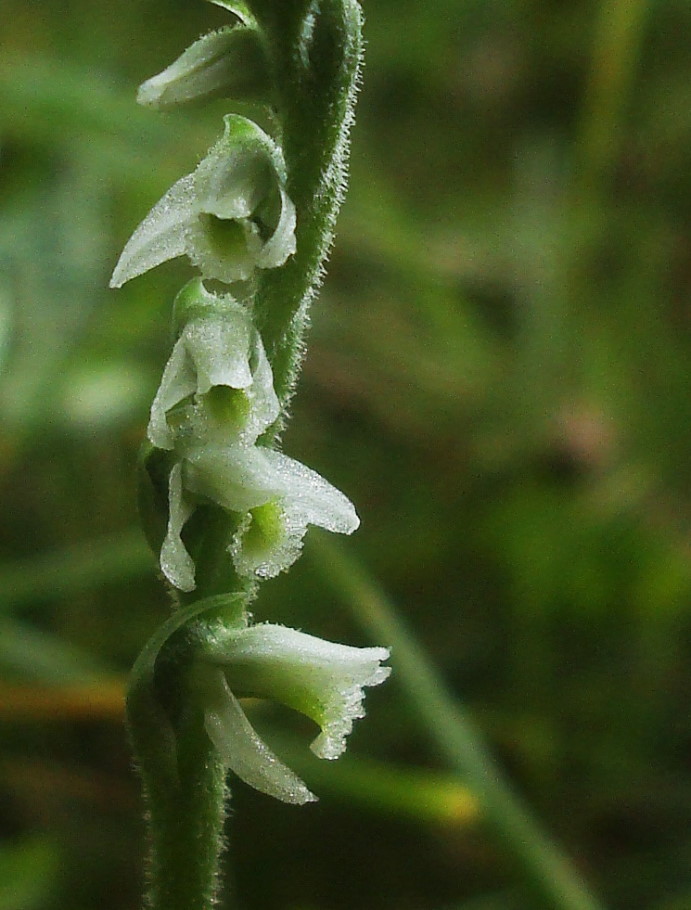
110,115 -> 296,287
151,281 -> 359,592
198,623 -> 391,804
147,279 -> 279,450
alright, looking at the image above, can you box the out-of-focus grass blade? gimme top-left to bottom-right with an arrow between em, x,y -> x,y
0,530 -> 152,613
0,836 -> 60,910
257,726 -> 478,827
0,681 -> 125,721
0,617 -> 116,684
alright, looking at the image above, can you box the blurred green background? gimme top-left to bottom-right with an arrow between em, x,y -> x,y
1,1 -> 691,908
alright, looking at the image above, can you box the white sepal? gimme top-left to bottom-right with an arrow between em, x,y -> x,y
110,175 -> 194,288
203,667 -> 317,805
137,27 -> 267,111
160,462 -> 196,592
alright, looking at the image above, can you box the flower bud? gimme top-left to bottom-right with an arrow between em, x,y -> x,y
137,26 -> 269,110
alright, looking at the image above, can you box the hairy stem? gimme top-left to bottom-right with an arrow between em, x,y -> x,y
251,0 -> 363,414
142,720 -> 228,910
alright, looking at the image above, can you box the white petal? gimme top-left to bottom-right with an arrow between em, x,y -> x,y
110,175 -> 194,288
183,444 -> 278,513
194,121 -> 272,221
160,462 -> 196,592
204,670 -> 316,805
256,187 -> 297,270
147,338 -> 196,450
242,332 -> 280,442
137,27 -> 265,110
258,449 -> 360,535
184,311 -> 253,393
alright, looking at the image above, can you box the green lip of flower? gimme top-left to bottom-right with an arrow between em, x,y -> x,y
195,623 -> 391,804
109,115 -> 296,288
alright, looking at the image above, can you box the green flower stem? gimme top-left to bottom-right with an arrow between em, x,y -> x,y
126,598 -> 246,910
179,504 -> 256,606
141,718 -> 228,910
310,536 -> 607,910
250,0 -> 363,414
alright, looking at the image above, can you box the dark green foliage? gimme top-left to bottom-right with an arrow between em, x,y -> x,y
0,0 -> 690,908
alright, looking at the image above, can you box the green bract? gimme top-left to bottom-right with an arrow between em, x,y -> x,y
110,115 -> 296,287
196,623 -> 391,803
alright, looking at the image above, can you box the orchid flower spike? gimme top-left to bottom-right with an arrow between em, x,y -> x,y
147,280 -> 279,451
110,115 -> 296,288
194,623 -> 391,804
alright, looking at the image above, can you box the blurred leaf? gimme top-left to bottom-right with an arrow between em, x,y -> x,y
0,836 -> 60,910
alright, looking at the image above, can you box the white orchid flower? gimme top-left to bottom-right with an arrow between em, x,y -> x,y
147,280 -> 279,450
196,624 -> 391,804
110,115 -> 296,287
163,442 -> 359,591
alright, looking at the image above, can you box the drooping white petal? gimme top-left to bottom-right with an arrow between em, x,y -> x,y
160,462 -> 196,592
203,668 -> 317,805
256,187 -> 297,270
148,338 -> 197,450
207,624 -> 391,760
110,175 -> 194,288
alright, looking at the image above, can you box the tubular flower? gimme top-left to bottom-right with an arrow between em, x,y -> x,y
195,623 -> 391,804
147,280 -> 279,450
163,441 -> 359,591
110,115 -> 296,288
